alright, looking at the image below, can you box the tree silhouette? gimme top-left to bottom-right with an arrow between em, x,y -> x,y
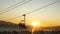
19,23 -> 27,29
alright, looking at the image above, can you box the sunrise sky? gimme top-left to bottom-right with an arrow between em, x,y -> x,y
0,0 -> 60,27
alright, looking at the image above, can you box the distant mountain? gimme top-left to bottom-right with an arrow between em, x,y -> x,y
0,20 -> 19,31
0,20 -> 17,26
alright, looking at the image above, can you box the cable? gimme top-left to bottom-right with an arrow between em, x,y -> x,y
8,15 -> 22,20
8,0 -> 60,20
0,0 -> 32,15
26,0 -> 60,14
0,0 -> 25,12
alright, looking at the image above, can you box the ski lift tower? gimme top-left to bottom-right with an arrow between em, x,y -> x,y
23,14 -> 26,23
19,14 -> 27,29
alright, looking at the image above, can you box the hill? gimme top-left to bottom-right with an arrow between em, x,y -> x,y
0,20 -> 18,31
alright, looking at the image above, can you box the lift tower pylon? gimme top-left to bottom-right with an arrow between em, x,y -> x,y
23,14 -> 26,23
19,14 -> 27,29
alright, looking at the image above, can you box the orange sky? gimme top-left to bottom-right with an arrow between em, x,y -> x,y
0,0 -> 60,27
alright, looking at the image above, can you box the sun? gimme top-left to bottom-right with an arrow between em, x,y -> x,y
31,21 -> 40,27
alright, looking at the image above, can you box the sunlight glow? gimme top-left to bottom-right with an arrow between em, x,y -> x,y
31,22 -> 40,27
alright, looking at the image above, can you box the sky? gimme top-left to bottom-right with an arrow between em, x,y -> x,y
0,0 -> 60,27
